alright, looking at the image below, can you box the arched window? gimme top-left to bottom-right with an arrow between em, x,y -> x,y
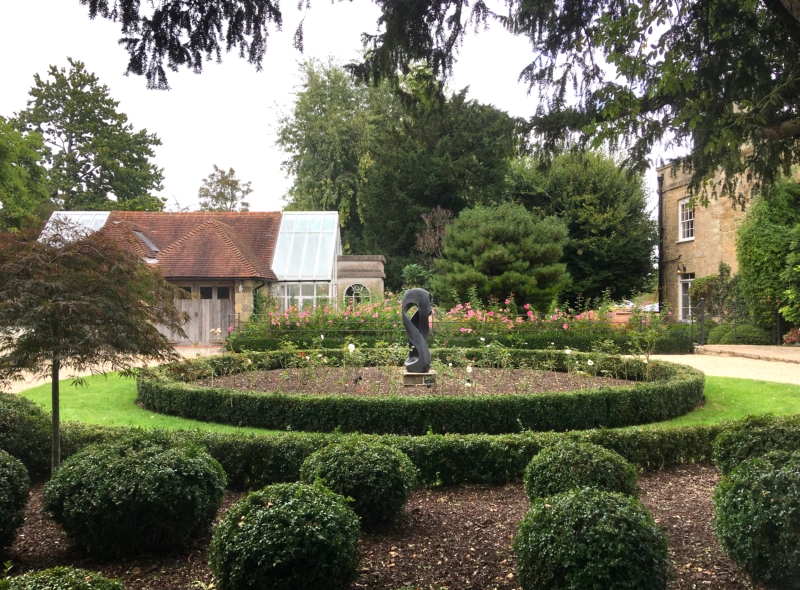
344,283 -> 370,309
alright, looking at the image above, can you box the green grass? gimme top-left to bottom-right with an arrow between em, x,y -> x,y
19,373 -> 279,435
19,373 -> 800,433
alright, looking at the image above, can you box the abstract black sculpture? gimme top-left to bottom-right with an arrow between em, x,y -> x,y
401,288 -> 432,373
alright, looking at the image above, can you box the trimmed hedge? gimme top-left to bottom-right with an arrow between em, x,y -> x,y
0,393 -> 51,480
208,482 -> 361,590
714,451 -> 800,589
712,414 -> 800,474
43,440 -> 226,557
137,350 -> 704,435
522,441 -> 639,501
1,567 -> 126,590
514,489 -> 671,590
0,449 -> 30,553
706,324 -> 774,345
57,421 -> 723,491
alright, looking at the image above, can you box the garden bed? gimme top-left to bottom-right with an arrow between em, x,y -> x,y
6,465 -> 762,590
196,366 -> 635,397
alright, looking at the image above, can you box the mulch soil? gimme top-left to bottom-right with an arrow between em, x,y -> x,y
196,366 -> 635,397
6,464 -> 765,590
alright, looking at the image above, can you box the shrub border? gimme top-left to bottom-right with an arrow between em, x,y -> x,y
136,349 -> 705,435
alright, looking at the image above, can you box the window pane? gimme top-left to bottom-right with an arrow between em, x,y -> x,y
301,233 -> 320,277
281,214 -> 295,233
315,233 -> 334,276
272,232 -> 291,276
200,287 -> 213,300
322,214 -> 336,232
288,283 -> 300,297
286,233 -> 306,277
301,283 -> 315,296
217,287 -> 230,299
277,285 -> 286,296
316,283 -> 329,295
294,214 -> 309,232
308,214 -> 323,232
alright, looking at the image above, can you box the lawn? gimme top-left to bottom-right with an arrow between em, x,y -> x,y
19,372 -> 800,432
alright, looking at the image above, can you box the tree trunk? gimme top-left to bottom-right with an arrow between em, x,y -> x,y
51,358 -> 60,474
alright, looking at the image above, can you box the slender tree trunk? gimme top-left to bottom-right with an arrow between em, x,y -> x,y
51,358 -> 60,474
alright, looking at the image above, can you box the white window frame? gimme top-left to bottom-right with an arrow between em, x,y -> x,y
679,273 -> 695,321
344,283 -> 371,310
276,281 -> 335,311
678,198 -> 695,242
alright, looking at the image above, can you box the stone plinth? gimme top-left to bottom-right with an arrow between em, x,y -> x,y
402,370 -> 437,387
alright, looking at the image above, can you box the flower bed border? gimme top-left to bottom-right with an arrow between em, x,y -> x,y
136,349 -> 704,435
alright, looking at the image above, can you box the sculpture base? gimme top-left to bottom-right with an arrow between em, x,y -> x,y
402,370 -> 437,387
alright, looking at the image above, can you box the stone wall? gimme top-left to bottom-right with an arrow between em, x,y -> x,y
233,278 -> 263,322
336,255 -> 386,304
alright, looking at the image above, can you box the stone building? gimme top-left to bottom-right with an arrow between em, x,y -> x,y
657,164 -> 750,320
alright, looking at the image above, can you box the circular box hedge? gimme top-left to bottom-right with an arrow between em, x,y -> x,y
2,567 -> 125,590
0,448 -> 30,553
136,348 -> 705,435
43,439 -> 226,558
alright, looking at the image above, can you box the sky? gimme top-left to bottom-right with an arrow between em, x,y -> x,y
0,0 -> 664,212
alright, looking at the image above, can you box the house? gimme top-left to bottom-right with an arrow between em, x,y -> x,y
44,211 -> 386,344
656,164 -> 750,320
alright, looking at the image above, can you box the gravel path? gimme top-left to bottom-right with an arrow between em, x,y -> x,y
650,354 -> 800,385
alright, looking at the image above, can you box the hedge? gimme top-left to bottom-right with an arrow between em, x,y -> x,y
227,326 -> 694,355
136,350 -> 704,435
56,421 -> 724,490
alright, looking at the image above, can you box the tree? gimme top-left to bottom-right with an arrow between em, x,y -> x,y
0,117 -> 52,231
197,165 -> 253,211
414,205 -> 454,266
505,151 -> 657,305
0,222 -> 187,472
737,180 -> 800,323
432,202 -> 570,310
14,59 -> 165,212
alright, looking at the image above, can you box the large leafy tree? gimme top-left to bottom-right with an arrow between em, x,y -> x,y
506,151 -> 657,304
0,222 -> 187,472
15,59 -> 165,212
82,0 -> 800,201
432,202 -> 570,310
0,117 -> 52,230
198,165 -> 253,211
277,59 -> 522,286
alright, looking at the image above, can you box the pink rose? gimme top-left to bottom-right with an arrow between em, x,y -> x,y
563,323 -> 569,330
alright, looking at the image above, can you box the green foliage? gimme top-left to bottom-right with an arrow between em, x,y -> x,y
506,152 -> 657,303
513,489 -> 671,590
523,441 -> 639,501
0,117 -> 51,231
712,414 -> 800,474
208,482 -> 361,590
432,203 -> 569,310
0,224 -> 187,470
197,164 -> 252,211
42,440 -> 226,557
300,440 -> 416,526
3,567 -> 125,590
737,181 -> 800,323
0,393 -> 50,480
14,58 -> 164,211
705,324 -> 774,345
277,59 -> 521,288
714,451 -> 800,589
137,351 -> 704,434
688,262 -> 743,317
0,449 -> 29,553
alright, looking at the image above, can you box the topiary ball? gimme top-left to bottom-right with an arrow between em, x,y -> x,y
713,450 -> 800,589
0,449 -> 30,553
42,439 -> 226,558
208,482 -> 361,590
712,414 -> 800,474
4,567 -> 125,590
0,393 -> 51,480
523,440 -> 639,501
300,440 -> 416,526
513,488 -> 671,590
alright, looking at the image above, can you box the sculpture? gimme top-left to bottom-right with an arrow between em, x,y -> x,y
401,288 -> 432,373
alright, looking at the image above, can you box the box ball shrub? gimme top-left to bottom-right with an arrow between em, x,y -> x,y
713,450 -> 800,589
523,440 -> 639,501
2,567 -> 125,590
42,440 -> 226,558
208,482 -> 361,590
712,414 -> 800,474
513,488 -> 671,590
0,449 -> 30,553
0,393 -> 51,480
300,440 -> 416,526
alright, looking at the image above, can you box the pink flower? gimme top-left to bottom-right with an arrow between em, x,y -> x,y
228,326 -> 233,332
488,311 -> 495,316
563,323 -> 569,330
373,312 -> 379,318
527,310 -> 534,317
505,299 -> 510,305
524,303 -> 530,310
516,317 -> 523,323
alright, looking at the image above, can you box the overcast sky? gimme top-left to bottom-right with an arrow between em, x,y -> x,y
0,1 -> 665,212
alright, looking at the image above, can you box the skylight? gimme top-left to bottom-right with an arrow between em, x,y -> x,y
272,212 -> 340,281
40,211 -> 110,241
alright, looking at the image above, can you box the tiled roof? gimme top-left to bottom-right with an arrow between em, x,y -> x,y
100,211 -> 280,280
